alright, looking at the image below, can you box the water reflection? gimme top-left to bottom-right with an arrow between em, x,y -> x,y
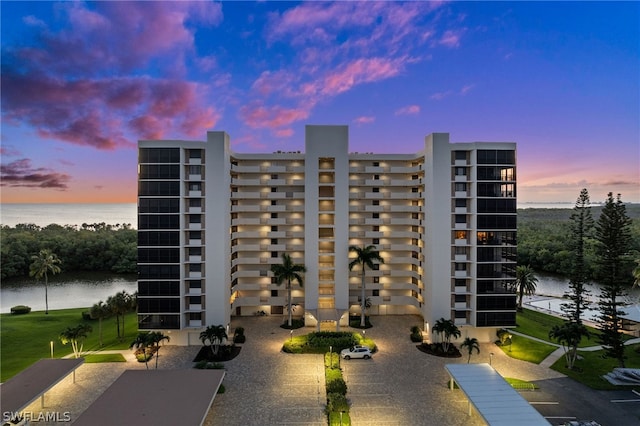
1,273 -> 137,313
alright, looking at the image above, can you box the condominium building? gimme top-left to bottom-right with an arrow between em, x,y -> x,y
137,125 -> 517,344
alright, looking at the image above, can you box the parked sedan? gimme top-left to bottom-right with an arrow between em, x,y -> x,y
340,345 -> 372,360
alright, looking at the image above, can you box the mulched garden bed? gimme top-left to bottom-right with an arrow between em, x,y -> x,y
417,343 -> 462,358
193,345 -> 242,362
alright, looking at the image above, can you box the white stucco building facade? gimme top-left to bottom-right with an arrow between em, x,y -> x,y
137,125 -> 517,344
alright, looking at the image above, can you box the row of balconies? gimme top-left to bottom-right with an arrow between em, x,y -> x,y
348,165 -> 423,173
349,295 -> 420,307
348,218 -> 421,226
230,191 -> 305,200
349,230 -> 421,239
231,204 -> 304,213
231,165 -> 305,173
231,256 -> 304,267
349,191 -> 422,200
231,178 -> 306,186
231,243 -> 305,253
348,179 -> 423,187
231,231 -> 305,239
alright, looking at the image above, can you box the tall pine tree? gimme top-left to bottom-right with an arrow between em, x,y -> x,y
561,188 -> 594,324
595,192 -> 632,367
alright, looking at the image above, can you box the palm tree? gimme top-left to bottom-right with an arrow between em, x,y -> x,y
200,325 -> 227,357
147,331 -> 170,369
432,317 -> 460,353
460,337 -> 480,363
515,265 -> 538,311
107,291 -> 133,340
349,245 -> 384,327
442,320 -> 461,353
271,253 -> 306,327
633,258 -> 640,289
89,301 -> 111,347
549,322 -> 590,370
59,324 -> 92,358
29,249 -> 62,314
130,332 -> 152,369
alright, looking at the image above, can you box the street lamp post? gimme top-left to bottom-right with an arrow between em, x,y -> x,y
489,352 -> 494,366
50,341 -> 54,359
508,334 -> 513,352
290,329 -> 293,342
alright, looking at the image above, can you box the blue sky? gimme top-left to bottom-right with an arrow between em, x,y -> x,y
1,1 -> 638,204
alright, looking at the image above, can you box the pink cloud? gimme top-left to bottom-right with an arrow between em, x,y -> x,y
240,102 -> 310,130
1,69 -> 219,149
1,2 -> 223,150
395,105 -> 420,115
438,29 -> 465,48
430,91 -> 452,100
252,70 -> 297,97
460,84 -> 475,95
320,57 -> 407,96
354,116 -> 375,125
274,128 -> 294,138
0,158 -> 71,190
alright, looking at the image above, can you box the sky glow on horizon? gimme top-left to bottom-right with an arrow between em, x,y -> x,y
1,1 -> 638,204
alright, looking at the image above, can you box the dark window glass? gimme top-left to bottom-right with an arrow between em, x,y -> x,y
138,281 -> 180,296
137,265 -> 180,279
477,296 -> 516,310
477,150 -> 515,165
139,198 -> 179,213
477,199 -> 517,213
138,231 -> 180,246
454,151 -> 466,160
476,311 -> 516,327
138,181 -> 180,196
477,215 -> 517,230
138,314 -> 180,329
139,148 -> 180,164
138,164 -> 180,179
138,215 -> 180,230
138,248 -> 180,263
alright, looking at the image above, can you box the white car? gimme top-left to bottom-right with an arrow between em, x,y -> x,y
340,345 -> 372,360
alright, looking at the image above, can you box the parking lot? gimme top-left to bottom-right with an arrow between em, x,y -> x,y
207,315 -> 640,426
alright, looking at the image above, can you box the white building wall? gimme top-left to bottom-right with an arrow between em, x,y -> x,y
422,133 -> 453,340
204,131 -> 232,328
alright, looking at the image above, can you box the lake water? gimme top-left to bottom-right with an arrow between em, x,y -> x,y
1,274 -> 137,314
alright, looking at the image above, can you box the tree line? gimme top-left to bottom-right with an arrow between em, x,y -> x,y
518,201 -> 640,279
1,222 -> 137,280
2,200 -> 638,283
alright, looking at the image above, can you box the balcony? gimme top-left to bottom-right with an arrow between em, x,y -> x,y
188,255 -> 202,262
188,239 -> 202,246
188,320 -> 203,327
454,270 -> 468,278
189,190 -> 202,197
454,238 -> 468,246
454,302 -> 468,309
188,222 -> 202,230
188,271 -> 202,279
188,207 -> 202,214
454,223 -> 467,230
454,175 -> 467,182
188,174 -> 202,181
454,191 -> 468,198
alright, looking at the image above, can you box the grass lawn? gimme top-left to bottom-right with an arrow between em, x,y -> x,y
551,344 -> 640,390
84,353 -> 127,363
1,308 -> 139,381
516,309 -> 601,347
497,334 -> 558,364
329,412 -> 351,425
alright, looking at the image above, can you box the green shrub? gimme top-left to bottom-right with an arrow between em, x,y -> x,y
81,311 -> 92,320
326,378 -> 347,395
325,352 -> 340,369
410,326 -> 423,342
233,327 -> 246,343
308,331 -> 357,351
326,392 -> 350,414
281,318 -> 305,329
10,305 -> 31,315
217,384 -> 225,394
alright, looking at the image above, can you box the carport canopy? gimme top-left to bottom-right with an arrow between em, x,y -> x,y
0,358 -> 84,413
445,363 -> 549,425
73,369 -> 225,426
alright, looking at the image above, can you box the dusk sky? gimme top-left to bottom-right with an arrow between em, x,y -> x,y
1,1 -> 638,205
